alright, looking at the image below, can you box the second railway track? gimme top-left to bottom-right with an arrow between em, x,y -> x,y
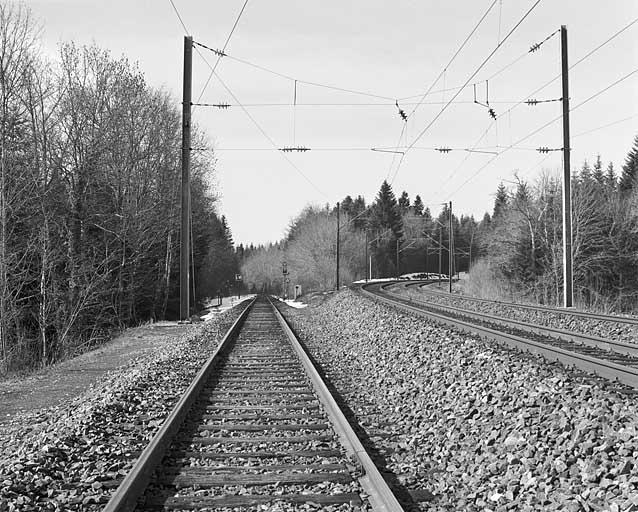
104,296 -> 403,512
363,282 -> 638,390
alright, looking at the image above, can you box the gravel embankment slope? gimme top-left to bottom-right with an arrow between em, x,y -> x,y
396,286 -> 638,344
282,290 -> 638,512
0,304 -> 247,512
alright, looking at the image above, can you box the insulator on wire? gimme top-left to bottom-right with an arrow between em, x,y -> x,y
280,146 -> 310,153
529,42 -> 541,53
537,147 -> 562,154
214,103 -> 230,109
436,147 -> 452,153
194,41 -> 227,57
526,97 -> 562,106
395,100 -> 408,122
488,108 -> 497,120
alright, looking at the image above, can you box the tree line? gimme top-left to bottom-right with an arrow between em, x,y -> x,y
241,134 -> 638,313
0,2 -> 238,373
482,136 -> 638,310
240,181 -> 482,295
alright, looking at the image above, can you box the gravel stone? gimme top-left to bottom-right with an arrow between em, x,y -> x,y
0,303 -> 247,511
281,290 -> 638,511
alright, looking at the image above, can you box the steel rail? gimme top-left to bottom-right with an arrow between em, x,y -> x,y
380,284 -> 638,357
103,297 -> 257,512
404,280 -> 638,326
269,296 -> 404,512
361,284 -> 638,389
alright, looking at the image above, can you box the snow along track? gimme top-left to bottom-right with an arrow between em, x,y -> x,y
103,295 -> 403,512
362,283 -> 638,390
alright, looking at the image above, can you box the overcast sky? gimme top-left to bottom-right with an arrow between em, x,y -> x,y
30,0 -> 638,246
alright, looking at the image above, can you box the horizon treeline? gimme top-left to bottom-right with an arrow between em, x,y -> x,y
240,134 -> 638,312
0,3 -> 238,373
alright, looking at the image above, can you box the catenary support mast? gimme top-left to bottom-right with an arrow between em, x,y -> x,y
448,201 -> 453,293
180,36 -> 192,322
561,25 -> 573,308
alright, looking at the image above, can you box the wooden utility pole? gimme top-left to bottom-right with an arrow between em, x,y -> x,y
336,202 -> 340,290
180,35 -> 192,322
448,201 -> 453,293
561,25 -> 573,308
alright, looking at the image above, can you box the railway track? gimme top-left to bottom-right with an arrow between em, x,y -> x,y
104,296 -> 403,512
408,280 -> 638,327
362,282 -> 638,390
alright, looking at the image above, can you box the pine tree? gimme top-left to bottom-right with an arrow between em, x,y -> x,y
398,191 -> 410,214
619,134 -> 638,194
592,154 -> 604,184
579,160 -> 592,183
422,207 -> 432,222
221,215 -> 234,248
352,195 -> 367,230
341,195 -> 354,216
412,194 -> 424,216
493,183 -> 509,219
352,195 -> 366,213
605,162 -> 617,189
371,180 -> 404,239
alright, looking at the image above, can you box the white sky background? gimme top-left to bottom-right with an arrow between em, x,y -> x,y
29,0 -> 638,246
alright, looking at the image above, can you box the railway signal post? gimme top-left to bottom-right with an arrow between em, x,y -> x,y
282,261 -> 288,300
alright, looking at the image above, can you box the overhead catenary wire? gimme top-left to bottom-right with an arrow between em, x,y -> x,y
213,70 -> 328,198
444,66 -> 638,199
572,114 -> 638,139
170,1 -> 329,199
407,0 -> 543,152
172,2 -> 637,218
432,17 -> 638,200
388,0 -> 544,187
168,0 -> 189,34
166,0 -> 250,108
193,0 -> 250,105
497,16 -> 638,122
397,30 -> 559,104
196,45 -> 398,102
208,145 -> 506,153
407,0 -> 499,118
192,100 -> 526,108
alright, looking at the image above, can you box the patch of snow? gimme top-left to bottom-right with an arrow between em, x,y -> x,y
276,297 -> 308,309
352,278 -> 398,284
201,295 -> 256,321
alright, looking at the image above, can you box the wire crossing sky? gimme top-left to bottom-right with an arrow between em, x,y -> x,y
32,0 -> 638,245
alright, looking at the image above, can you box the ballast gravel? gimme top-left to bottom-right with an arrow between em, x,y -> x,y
0,303 -> 247,512
281,290 -> 638,512
397,285 -> 638,344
